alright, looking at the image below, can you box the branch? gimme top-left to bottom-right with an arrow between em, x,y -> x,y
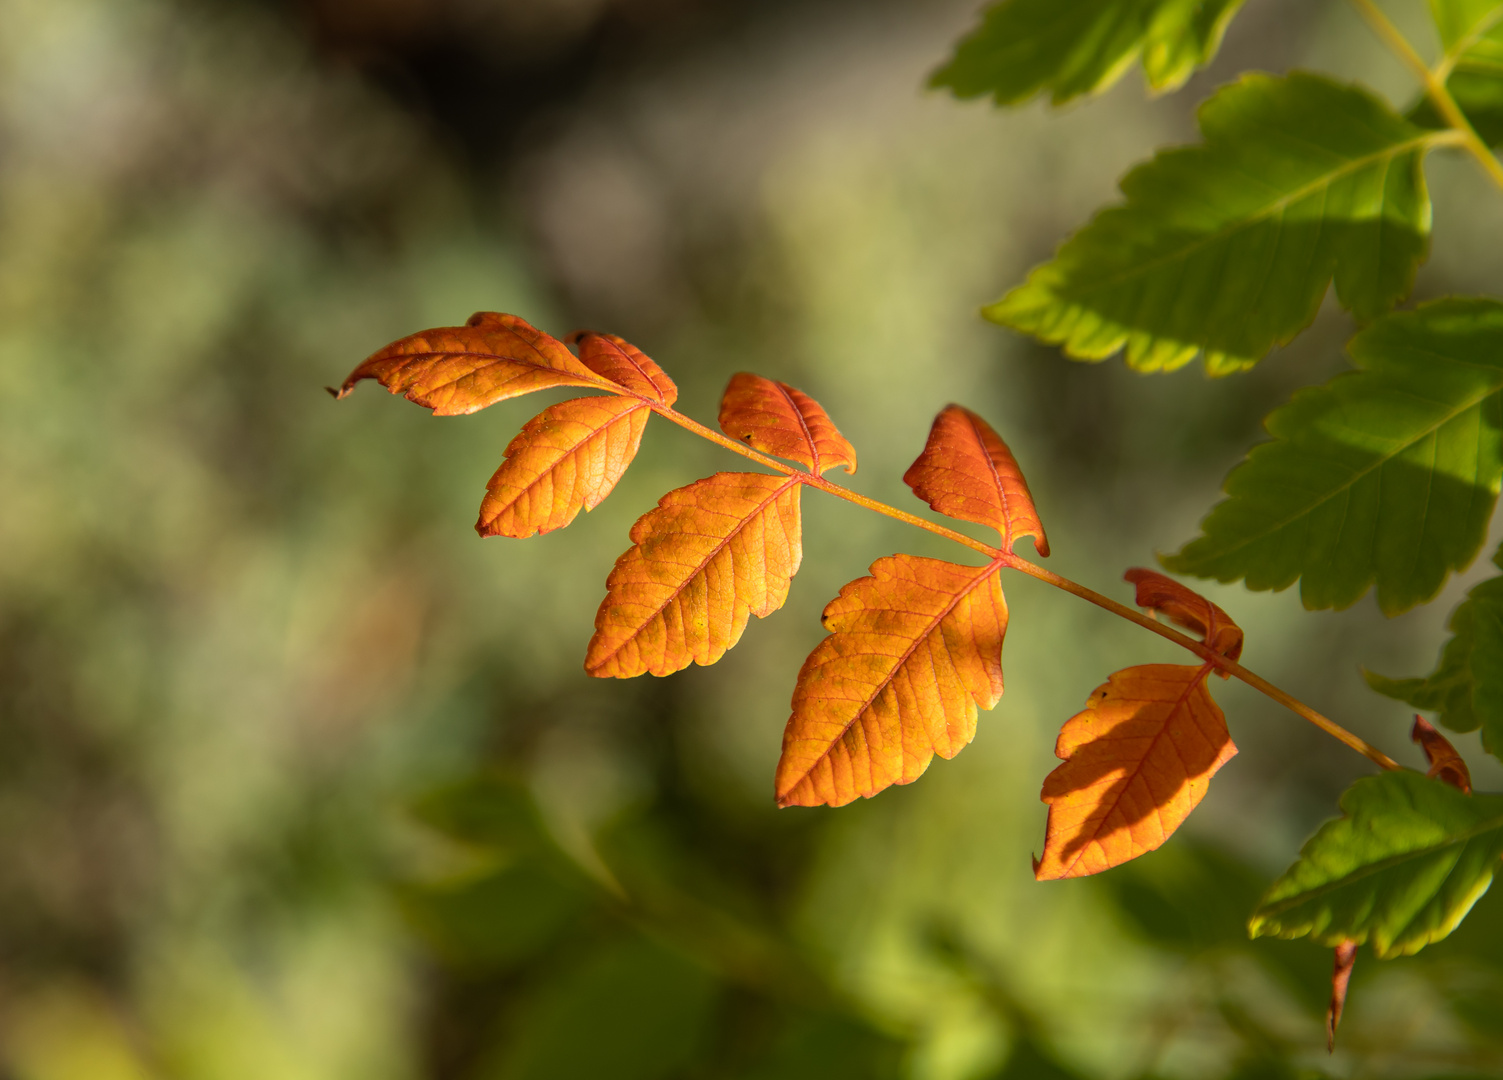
654,399 -> 1402,773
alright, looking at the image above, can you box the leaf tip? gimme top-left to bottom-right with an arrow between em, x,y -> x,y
1327,940 -> 1358,1053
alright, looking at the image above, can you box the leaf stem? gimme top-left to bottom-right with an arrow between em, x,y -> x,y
652,403 -> 1000,557
1346,0 -> 1503,191
1001,555 -> 1402,772
654,399 -> 1402,773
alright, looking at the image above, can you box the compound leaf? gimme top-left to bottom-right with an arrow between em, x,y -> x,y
1367,545 -> 1503,758
1411,0 -> 1503,145
903,405 -> 1049,555
989,73 -> 1438,374
1034,664 -> 1236,880
931,0 -> 1245,106
1164,299 -> 1503,614
338,312 -> 609,415
718,373 -> 856,475
776,555 -> 1007,808
477,396 -> 653,539
1249,770 -> 1503,958
587,472 -> 803,678
1124,568 -> 1242,662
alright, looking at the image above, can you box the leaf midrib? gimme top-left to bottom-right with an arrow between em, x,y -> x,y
397,348 -> 613,397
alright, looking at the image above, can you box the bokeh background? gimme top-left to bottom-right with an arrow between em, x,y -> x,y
3,0 -> 1503,1076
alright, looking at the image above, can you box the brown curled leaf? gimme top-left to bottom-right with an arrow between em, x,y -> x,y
586,472 -> 802,678
1327,940 -> 1358,1053
776,554 -> 1007,808
718,373 -> 856,475
477,396 -> 651,538
903,405 -> 1048,556
338,312 -> 609,415
1124,567 -> 1244,665
1412,715 -> 1472,794
572,331 -> 678,405
1035,664 -> 1236,880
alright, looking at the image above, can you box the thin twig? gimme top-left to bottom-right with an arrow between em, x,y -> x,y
653,400 -> 1402,772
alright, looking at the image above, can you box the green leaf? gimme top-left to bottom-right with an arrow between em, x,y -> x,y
1249,771 -> 1503,959
930,0 -> 1245,106
988,73 -> 1439,374
1367,548 -> 1503,757
1163,299 -> 1503,615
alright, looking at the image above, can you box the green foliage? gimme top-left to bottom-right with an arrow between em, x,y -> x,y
932,0 -> 1503,1035
986,73 -> 1437,374
1249,771 -> 1503,958
1411,0 -> 1503,144
1163,299 -> 1503,614
929,0 -> 1245,106
1367,547 -> 1503,757
402,775 -> 905,1079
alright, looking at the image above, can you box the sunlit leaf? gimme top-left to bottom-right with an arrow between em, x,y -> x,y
1164,299 -> 1503,614
931,0 -> 1245,106
1123,567 -> 1242,662
477,396 -> 652,538
474,333 -> 676,538
1413,715 -> 1473,793
989,73 -> 1438,373
338,311 -> 610,415
587,472 -> 803,678
903,405 -> 1048,555
1249,770 -> 1503,958
718,373 -> 856,475
1034,664 -> 1235,880
776,555 -> 1007,808
1327,940 -> 1358,1052
572,330 -> 679,405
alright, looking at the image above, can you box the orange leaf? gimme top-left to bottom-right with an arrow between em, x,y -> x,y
586,472 -> 803,678
339,312 -> 608,416
1327,940 -> 1358,1052
1124,567 -> 1243,663
718,373 -> 856,475
776,555 -> 1007,808
1411,715 -> 1472,794
1034,664 -> 1236,880
476,396 -> 652,538
571,331 -> 678,405
903,405 -> 1048,556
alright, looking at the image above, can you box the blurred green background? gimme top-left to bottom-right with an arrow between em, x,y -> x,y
3,0 -> 1503,1076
